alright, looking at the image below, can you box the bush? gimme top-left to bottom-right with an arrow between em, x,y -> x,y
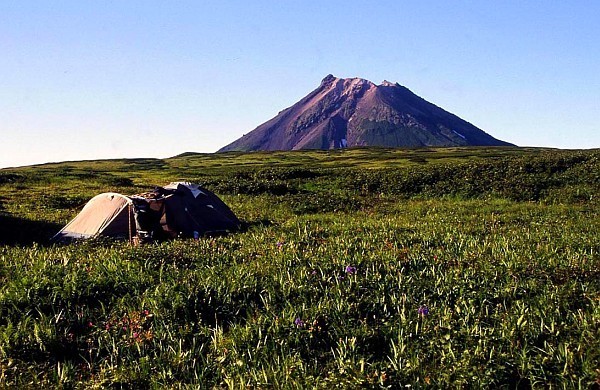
0,173 -> 25,184
338,151 -> 600,203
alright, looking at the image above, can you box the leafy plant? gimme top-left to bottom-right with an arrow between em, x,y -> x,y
0,147 -> 598,387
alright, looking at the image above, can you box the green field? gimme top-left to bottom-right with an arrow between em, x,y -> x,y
1,147 -> 599,388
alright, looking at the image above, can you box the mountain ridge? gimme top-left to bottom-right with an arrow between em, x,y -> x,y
219,75 -> 513,152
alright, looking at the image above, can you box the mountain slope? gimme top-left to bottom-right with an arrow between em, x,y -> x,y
219,75 -> 513,152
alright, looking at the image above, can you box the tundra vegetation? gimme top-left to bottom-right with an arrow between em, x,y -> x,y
0,147 -> 598,388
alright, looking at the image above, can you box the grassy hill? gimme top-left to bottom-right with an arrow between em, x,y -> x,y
0,147 -> 599,387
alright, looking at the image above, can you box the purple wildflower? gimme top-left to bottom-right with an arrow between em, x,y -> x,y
418,305 -> 429,316
345,265 -> 357,274
276,241 -> 284,249
294,318 -> 305,327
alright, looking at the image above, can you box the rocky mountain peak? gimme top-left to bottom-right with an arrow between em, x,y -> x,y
218,75 -> 513,152
320,74 -> 338,86
380,80 -> 397,87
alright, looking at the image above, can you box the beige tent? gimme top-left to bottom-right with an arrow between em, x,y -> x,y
52,182 -> 240,242
54,192 -> 134,240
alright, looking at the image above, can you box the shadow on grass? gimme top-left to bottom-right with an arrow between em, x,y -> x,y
0,213 -> 62,246
0,215 -> 272,246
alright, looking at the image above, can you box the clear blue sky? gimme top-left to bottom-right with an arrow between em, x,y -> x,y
1,1 -> 599,168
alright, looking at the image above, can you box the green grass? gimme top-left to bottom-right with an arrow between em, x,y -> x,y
0,147 -> 599,387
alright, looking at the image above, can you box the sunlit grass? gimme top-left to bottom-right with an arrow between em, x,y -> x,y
0,147 -> 598,387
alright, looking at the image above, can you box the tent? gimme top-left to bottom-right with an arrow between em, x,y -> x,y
52,182 -> 240,242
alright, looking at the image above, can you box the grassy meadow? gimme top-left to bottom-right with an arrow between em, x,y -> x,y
0,147 -> 599,388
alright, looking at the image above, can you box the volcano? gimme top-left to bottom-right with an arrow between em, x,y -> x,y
218,74 -> 513,152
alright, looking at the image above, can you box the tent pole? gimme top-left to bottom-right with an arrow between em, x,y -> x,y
128,203 -> 133,244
